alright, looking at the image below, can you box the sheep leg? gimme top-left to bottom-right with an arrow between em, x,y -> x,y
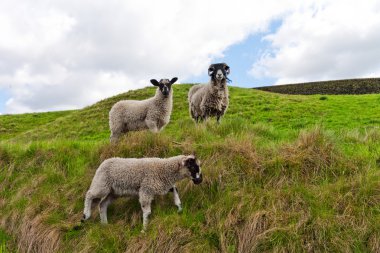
110,121 -> 124,143
191,109 -> 198,122
82,191 -> 95,222
110,132 -> 121,143
145,120 -> 159,133
99,193 -> 115,224
139,192 -> 153,232
216,115 -> 221,124
170,186 -> 182,212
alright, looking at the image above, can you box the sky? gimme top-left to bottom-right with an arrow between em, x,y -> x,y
1,0 -> 380,114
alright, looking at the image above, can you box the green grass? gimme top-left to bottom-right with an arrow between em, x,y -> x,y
0,110 -> 73,140
0,84 -> 380,252
0,229 -> 11,253
4,85 -> 380,142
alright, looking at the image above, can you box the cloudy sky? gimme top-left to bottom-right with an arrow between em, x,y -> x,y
1,0 -> 380,114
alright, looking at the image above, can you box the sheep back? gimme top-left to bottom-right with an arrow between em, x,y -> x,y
109,88 -> 172,136
90,155 -> 186,196
109,100 -> 150,133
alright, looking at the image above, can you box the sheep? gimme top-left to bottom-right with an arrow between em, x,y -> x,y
81,155 -> 202,232
109,77 -> 178,142
188,63 -> 230,123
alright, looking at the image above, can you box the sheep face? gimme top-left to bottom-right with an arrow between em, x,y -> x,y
182,156 -> 203,185
150,77 -> 178,97
208,63 -> 230,83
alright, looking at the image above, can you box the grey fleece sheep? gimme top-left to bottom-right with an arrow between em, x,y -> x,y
81,155 -> 202,231
188,63 -> 230,123
109,77 -> 178,142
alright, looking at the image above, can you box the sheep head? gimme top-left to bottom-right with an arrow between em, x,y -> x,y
181,155 -> 203,185
150,77 -> 178,97
208,63 -> 230,84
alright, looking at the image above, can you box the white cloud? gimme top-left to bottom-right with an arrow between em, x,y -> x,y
250,0 -> 380,84
2,0 -> 379,113
0,0 -> 299,113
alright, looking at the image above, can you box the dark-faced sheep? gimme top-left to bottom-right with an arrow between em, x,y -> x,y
188,63 -> 230,123
81,155 -> 202,232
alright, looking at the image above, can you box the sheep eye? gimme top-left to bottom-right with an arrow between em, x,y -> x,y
208,68 -> 214,72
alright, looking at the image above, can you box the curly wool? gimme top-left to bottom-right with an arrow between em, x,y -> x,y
86,155 -> 189,198
109,87 -> 172,142
81,155 -> 202,231
188,79 -> 229,122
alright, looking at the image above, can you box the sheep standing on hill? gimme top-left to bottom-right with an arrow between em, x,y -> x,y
81,155 -> 203,232
109,77 -> 178,142
188,63 -> 230,123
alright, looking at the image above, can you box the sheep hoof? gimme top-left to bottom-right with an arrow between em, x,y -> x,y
140,229 -> 146,234
73,224 -> 83,230
177,208 -> 183,213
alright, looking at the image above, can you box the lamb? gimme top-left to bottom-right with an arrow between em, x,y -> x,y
109,77 -> 178,142
81,155 -> 202,232
188,63 -> 230,123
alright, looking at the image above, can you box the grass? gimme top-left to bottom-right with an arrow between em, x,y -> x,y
0,84 -> 380,252
0,110 -> 73,140
0,229 -> 12,253
4,85 -> 380,142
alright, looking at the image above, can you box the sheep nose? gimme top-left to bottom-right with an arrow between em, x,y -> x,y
192,173 -> 203,184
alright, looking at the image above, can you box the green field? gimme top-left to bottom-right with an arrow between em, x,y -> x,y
0,84 -> 379,252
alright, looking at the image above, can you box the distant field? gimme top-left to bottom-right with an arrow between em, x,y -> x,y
256,78 -> 380,95
0,84 -> 379,252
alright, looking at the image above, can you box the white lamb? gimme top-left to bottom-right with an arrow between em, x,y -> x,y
81,155 -> 203,232
109,77 -> 178,142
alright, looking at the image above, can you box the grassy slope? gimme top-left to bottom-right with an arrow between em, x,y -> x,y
6,85 -> 380,141
0,110 -> 73,140
0,84 -> 380,252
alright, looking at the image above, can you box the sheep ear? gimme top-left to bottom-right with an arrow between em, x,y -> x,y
224,64 -> 230,75
170,77 -> 178,84
150,79 -> 160,86
182,156 -> 196,167
208,66 -> 214,76
182,155 -> 196,166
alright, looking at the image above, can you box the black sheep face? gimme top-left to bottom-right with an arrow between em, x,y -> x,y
183,156 -> 203,185
208,63 -> 230,83
150,77 -> 178,97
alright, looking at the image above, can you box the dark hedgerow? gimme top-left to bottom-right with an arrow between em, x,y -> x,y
256,78 -> 380,95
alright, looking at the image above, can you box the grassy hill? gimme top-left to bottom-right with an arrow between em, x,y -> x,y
0,84 -> 380,252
